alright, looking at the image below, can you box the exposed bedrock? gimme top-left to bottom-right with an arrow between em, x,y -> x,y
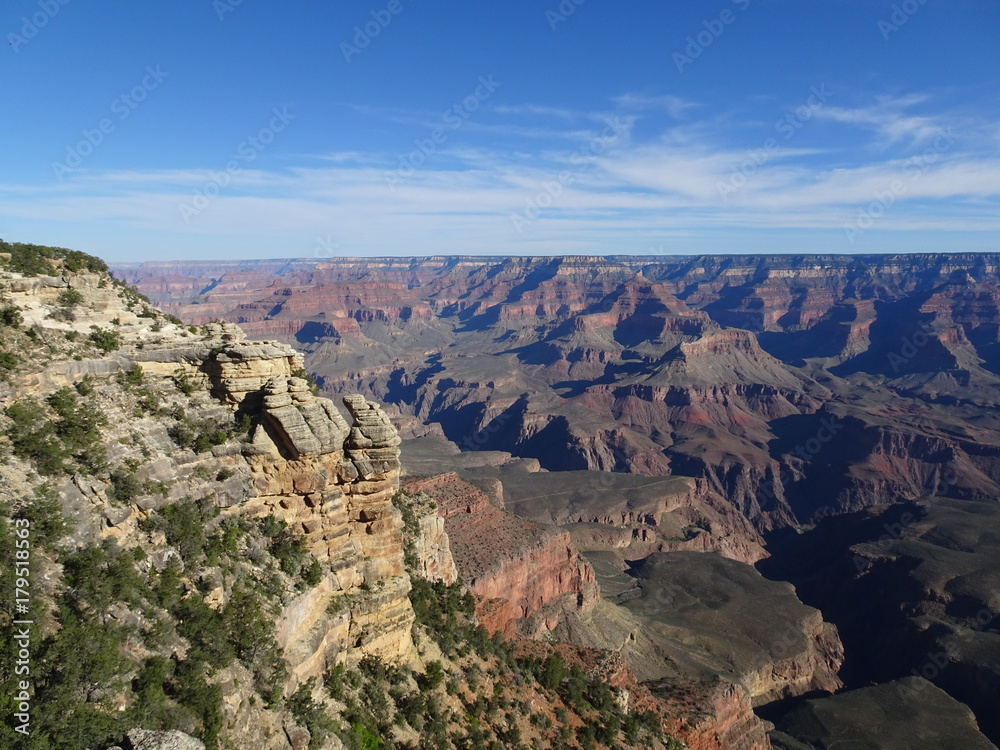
400,472 -> 598,636
119,253 -> 1000,536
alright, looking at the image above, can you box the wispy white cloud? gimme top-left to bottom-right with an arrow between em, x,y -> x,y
612,93 -> 697,119
2,91 -> 997,259
812,94 -> 946,146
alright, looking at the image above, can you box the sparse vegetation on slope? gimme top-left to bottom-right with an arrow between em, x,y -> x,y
0,244 -> 690,750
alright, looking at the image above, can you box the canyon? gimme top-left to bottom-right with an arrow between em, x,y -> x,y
114,252 -> 1000,747
118,253 -> 1000,529
3,244 -> 855,750
2,246 -> 997,748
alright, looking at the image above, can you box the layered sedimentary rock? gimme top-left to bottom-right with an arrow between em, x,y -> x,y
401,473 -> 598,635
118,253 -> 1000,530
234,373 -> 414,679
399,489 -> 458,584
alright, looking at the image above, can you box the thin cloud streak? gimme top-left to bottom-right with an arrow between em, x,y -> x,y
2,92 -> 997,259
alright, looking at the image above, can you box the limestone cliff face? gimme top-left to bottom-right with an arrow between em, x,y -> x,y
676,681 -> 772,750
231,373 -> 415,682
66,313 -> 416,683
401,490 -> 458,584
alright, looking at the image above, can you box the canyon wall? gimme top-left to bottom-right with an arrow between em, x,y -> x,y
401,472 -> 599,635
117,253 -> 1000,532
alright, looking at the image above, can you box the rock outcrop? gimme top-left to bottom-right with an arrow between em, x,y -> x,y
230,371 -> 414,681
763,498 -> 1000,745
401,473 -> 598,635
112,729 -> 206,750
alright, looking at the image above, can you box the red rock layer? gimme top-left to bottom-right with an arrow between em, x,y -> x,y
401,473 -> 598,634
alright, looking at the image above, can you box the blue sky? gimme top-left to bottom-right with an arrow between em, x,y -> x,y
2,0 -> 999,261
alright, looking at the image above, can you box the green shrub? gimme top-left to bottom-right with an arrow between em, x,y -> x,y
14,484 -> 70,550
172,369 -> 197,395
117,365 -> 145,387
540,651 -> 565,692
4,398 -> 69,475
172,661 -> 224,749
174,596 -> 236,668
169,417 -> 231,454
158,499 -> 213,563
223,586 -> 287,704
57,288 -> 84,307
89,327 -> 121,352
0,304 -> 22,327
108,469 -> 144,504
288,679 -> 338,749
1,241 -> 108,276
0,349 -> 17,371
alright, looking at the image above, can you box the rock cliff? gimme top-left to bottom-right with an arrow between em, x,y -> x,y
400,473 -> 598,636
